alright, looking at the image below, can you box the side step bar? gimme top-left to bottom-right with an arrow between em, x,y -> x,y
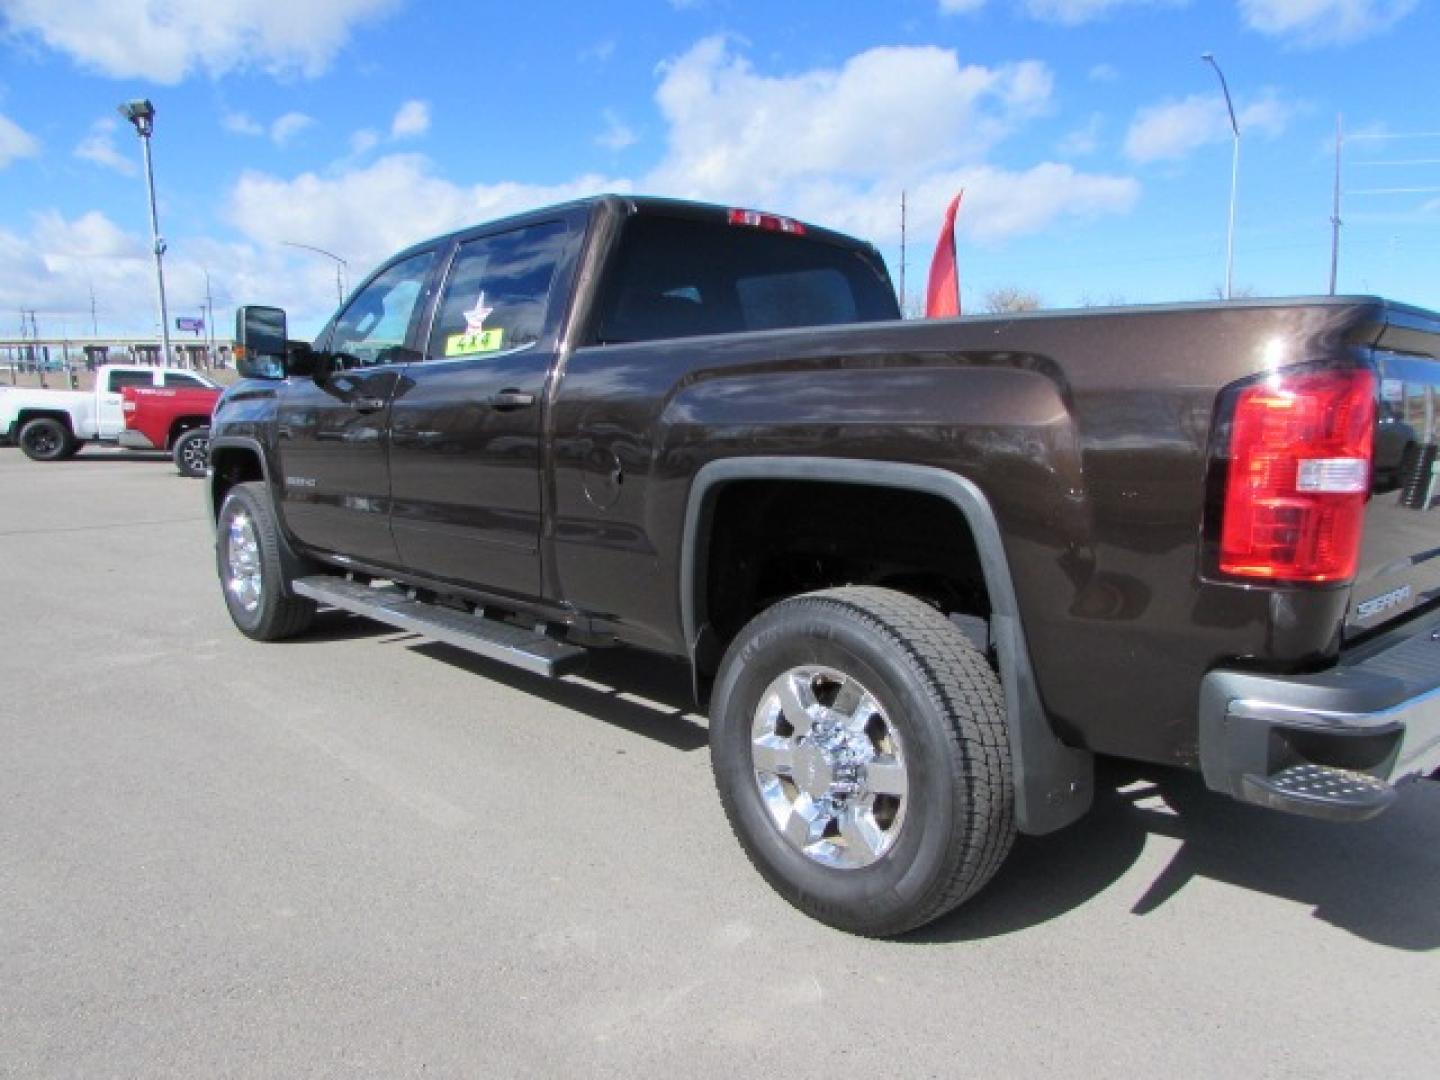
293,575 -> 588,678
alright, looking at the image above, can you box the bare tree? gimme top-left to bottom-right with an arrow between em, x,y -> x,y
1209,284 -> 1257,300
982,286 -> 1044,314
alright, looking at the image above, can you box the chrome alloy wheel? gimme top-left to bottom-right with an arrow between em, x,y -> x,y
224,513 -> 263,613
751,666 -> 908,869
181,433 -> 208,473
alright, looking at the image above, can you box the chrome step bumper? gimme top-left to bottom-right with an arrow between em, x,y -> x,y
1200,605 -> 1440,822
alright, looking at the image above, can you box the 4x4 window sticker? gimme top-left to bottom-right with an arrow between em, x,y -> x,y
443,289 -> 506,356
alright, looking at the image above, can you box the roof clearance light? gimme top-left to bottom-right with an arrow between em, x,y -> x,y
727,208 -> 807,235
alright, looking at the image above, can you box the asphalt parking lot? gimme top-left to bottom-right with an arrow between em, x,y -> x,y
2,448 -> 1438,1078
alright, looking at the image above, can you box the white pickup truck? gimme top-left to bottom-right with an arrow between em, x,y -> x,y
0,364 -> 219,461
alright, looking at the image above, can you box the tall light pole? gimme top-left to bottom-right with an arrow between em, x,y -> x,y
1201,53 -> 1240,300
282,241 -> 348,307
118,98 -> 175,366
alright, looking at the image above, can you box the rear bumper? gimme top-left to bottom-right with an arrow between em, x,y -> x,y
1200,605 -> 1440,822
117,430 -> 157,450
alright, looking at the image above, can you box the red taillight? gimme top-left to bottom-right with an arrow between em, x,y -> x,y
727,208 -> 807,235
1219,368 -> 1376,583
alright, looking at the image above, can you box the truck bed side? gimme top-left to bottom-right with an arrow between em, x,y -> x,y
551,298 -> 1398,768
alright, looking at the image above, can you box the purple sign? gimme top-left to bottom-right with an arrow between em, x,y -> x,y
176,316 -> 204,333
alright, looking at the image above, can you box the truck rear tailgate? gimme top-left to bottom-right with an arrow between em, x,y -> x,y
1347,306 -> 1440,639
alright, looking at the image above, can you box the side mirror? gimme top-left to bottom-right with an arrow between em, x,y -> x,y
235,305 -> 288,380
286,340 -> 321,379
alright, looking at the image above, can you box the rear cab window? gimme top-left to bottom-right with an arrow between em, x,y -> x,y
592,212 -> 898,345
162,372 -> 209,388
106,370 -> 156,391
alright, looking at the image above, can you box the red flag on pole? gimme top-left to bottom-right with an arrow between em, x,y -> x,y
924,191 -> 963,318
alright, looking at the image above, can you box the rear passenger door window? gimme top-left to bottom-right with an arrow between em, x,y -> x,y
424,221 -> 568,360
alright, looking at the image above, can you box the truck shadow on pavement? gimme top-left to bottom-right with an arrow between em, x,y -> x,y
285,613 -> 1440,948
55,451 -> 171,464
409,640 -> 709,752
917,759 -> 1440,951
288,612 -> 709,749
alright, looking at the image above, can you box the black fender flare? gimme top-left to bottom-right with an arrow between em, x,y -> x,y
679,456 -> 1093,836
208,435 -> 310,599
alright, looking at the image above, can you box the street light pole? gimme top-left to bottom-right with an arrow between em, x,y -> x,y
281,241 -> 348,307
1201,53 -> 1240,301
119,99 -> 175,366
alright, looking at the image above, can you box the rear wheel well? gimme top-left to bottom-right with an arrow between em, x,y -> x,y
697,480 -> 993,676
208,446 -> 264,519
15,409 -> 75,435
166,415 -> 209,448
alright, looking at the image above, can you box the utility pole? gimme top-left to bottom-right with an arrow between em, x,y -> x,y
1329,114 -> 1343,296
204,268 -> 216,367
88,279 -> 99,336
24,309 -> 45,388
899,190 -> 908,317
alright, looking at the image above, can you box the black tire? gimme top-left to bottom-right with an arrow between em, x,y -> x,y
172,426 -> 210,478
216,481 -> 316,641
17,418 -> 75,462
710,587 -> 1015,937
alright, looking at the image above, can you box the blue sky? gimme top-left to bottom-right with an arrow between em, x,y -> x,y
0,0 -> 1436,338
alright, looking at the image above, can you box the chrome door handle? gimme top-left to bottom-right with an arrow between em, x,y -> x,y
489,390 -> 536,411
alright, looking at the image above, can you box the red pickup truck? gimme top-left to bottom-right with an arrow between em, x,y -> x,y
119,384 -> 221,477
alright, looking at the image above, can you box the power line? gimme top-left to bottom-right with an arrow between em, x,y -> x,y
1348,186 -> 1440,196
1347,131 -> 1440,140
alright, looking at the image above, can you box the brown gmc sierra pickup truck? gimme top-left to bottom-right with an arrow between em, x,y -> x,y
207,195 -> 1440,936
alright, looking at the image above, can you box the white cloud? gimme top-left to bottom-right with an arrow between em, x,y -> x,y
215,36 -> 1137,329
73,117 -> 137,175
34,210 -> 147,260
1022,0 -> 1184,23
938,0 -> 988,13
1124,90 -> 1294,163
0,211 -> 150,320
1058,114 -> 1104,157
1088,62 -> 1119,82
580,38 -> 617,63
596,110 -> 638,152
640,38 -> 1129,247
223,111 -> 265,137
390,100 -> 430,140
1,0 -> 401,83
270,112 -> 316,146
649,38 -> 1053,196
350,128 -> 381,155
1239,0 -> 1416,46
0,112 -> 40,169
0,207 -> 361,336
226,153 -> 628,286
